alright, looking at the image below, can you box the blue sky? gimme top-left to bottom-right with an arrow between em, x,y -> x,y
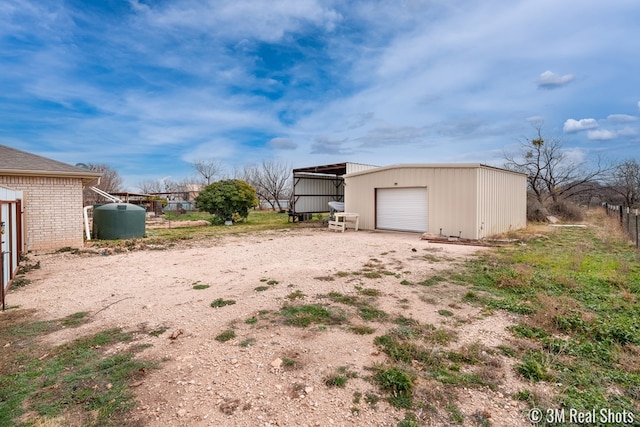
1,0 -> 639,191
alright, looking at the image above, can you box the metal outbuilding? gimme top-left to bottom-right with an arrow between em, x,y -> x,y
344,164 -> 527,239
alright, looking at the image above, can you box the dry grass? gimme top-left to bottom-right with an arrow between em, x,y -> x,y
590,209 -> 633,244
617,344 -> 640,374
530,293 -> 593,334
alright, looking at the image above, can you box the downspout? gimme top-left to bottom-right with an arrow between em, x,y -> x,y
84,205 -> 93,241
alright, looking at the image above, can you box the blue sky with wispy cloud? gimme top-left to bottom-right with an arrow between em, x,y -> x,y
1,0 -> 639,190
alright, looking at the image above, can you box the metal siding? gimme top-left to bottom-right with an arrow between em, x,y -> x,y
476,167 -> 527,237
293,174 -> 343,213
345,163 -> 380,174
376,188 -> 428,232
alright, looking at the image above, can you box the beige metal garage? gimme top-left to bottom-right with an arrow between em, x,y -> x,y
344,164 -> 526,239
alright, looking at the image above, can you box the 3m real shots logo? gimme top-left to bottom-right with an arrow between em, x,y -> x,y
528,407 -> 635,425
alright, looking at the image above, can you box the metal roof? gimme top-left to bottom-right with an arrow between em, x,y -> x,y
293,163 -> 349,176
344,163 -> 527,178
293,162 -> 380,176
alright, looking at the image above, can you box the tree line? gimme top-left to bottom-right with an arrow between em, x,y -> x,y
85,159 -> 292,212
504,125 -> 640,220
85,127 -> 640,220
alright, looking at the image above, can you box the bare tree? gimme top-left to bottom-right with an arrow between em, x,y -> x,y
242,160 -> 291,211
606,159 -> 640,208
193,160 -> 224,185
82,163 -> 123,205
138,179 -> 170,194
504,126 -> 606,204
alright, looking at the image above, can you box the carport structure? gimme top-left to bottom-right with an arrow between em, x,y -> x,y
291,162 -> 378,219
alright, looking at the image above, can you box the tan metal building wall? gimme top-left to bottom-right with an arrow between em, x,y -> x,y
476,166 -> 527,238
344,164 -> 526,239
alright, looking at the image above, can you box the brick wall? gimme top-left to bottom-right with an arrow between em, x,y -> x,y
0,175 -> 85,252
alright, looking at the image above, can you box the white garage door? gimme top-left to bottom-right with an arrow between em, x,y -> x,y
376,188 -> 428,232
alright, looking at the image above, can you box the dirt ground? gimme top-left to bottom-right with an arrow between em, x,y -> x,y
9,227 -> 533,426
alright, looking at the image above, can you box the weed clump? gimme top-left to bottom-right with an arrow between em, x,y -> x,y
215,330 -> 236,342
279,304 -> 345,327
211,298 -> 236,308
373,367 -> 415,408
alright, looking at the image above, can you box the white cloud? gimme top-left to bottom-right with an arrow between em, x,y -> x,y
563,118 -> 598,133
137,0 -> 342,42
607,114 -> 637,123
618,127 -> 637,137
537,71 -> 575,89
268,137 -> 297,150
587,129 -> 617,140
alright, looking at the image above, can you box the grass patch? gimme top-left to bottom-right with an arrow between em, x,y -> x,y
437,309 -> 454,317
0,314 -> 155,426
215,330 -> 236,342
323,291 -> 388,322
450,209 -> 640,416
324,366 -> 358,387
144,211 -> 296,241
363,271 -> 382,279
192,284 -> 210,290
245,317 -> 258,325
357,288 -> 382,297
10,276 -> 32,289
148,326 -> 169,337
240,338 -> 256,348
373,367 -> 415,408
446,403 -> 464,424
286,290 -> 306,300
281,357 -> 299,370
254,286 -> 269,292
61,311 -> 90,327
419,275 -> 447,286
279,304 -> 346,328
350,325 -> 376,335
210,298 -> 236,308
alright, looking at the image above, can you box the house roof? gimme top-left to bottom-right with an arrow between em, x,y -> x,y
0,145 -> 102,184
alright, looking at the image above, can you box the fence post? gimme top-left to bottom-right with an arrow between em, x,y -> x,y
619,206 -> 623,225
636,209 -> 639,249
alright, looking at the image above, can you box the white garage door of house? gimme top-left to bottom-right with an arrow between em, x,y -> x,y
376,187 -> 428,232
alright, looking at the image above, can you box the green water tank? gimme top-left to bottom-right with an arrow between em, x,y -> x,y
92,203 -> 145,240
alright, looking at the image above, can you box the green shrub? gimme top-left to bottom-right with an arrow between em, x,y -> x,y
195,179 -> 258,223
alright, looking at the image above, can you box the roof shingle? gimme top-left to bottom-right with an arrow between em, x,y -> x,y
0,145 -> 102,181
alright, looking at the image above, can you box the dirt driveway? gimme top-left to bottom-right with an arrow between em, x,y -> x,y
12,227 -> 528,426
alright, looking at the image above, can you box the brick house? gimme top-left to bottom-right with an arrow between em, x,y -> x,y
0,145 -> 101,252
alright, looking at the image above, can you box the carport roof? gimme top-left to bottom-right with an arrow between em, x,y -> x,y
293,163 -> 348,176
0,145 -> 102,183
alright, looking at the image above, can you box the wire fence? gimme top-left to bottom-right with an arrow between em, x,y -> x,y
604,203 -> 640,248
